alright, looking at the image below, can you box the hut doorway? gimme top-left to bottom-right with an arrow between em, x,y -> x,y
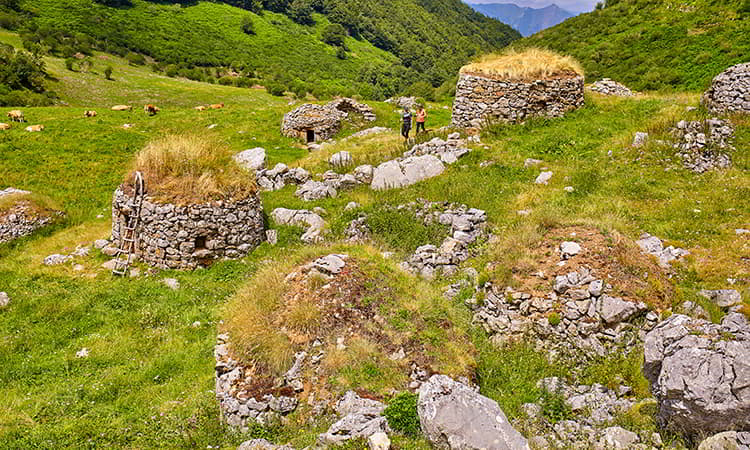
306,129 -> 315,143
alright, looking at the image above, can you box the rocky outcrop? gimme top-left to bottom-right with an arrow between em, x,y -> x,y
371,155 -> 445,190
271,208 -> 325,243
698,431 -> 750,450
701,62 -> 750,115
282,98 -> 375,142
256,163 -> 310,192
111,188 -> 265,270
670,118 -> 734,173
418,375 -> 530,450
644,313 -> 750,434
452,72 -> 584,128
636,233 -> 689,268
590,79 -> 635,97
318,391 -> 390,445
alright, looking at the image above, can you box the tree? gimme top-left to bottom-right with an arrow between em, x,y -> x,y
288,0 -> 314,25
321,23 -> 347,49
65,57 -> 75,71
241,15 -> 256,34
104,65 -> 113,80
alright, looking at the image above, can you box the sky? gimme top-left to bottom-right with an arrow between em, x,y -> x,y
465,0 -> 599,13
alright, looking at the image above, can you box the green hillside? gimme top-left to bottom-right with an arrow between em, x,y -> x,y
521,0 -> 750,91
5,0 -> 519,101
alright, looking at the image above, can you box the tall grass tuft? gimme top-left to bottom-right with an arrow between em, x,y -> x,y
127,134 -> 256,204
461,47 -> 583,81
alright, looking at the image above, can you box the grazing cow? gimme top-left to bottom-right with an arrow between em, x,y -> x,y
209,103 -> 224,109
111,105 -> 132,111
194,105 -> 206,111
144,104 -> 160,116
84,110 -> 98,118
7,110 -> 24,122
25,125 -> 44,132
0,123 -> 10,130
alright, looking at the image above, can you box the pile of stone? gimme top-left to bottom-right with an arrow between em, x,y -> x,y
293,165 -> 374,201
318,391 -> 390,446
589,78 -> 635,97
281,98 -> 375,142
271,208 -> 325,243
294,180 -> 337,201
471,264 -> 655,361
452,72 -> 585,128
42,246 -> 91,267
635,233 -> 690,268
0,188 -> 61,244
111,188 -> 266,270
344,215 -> 369,242
399,200 -> 488,279
701,62 -> 750,115
256,163 -> 311,192
644,313 -> 750,434
670,118 -> 734,173
402,132 -> 471,164
523,377 -> 661,449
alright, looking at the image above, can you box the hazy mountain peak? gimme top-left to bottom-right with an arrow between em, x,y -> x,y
468,2 -> 576,36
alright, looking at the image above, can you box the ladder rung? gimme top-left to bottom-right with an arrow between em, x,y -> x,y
124,238 -> 135,242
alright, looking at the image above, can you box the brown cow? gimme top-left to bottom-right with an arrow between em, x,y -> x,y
144,104 -> 160,116
7,110 -> 24,122
111,105 -> 132,111
84,110 -> 98,118
25,124 -> 44,132
209,103 -> 224,109
0,123 -> 11,130
194,105 -> 206,111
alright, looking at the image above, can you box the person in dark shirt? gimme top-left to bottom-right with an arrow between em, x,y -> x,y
401,106 -> 413,141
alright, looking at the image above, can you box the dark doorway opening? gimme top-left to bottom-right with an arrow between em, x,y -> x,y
195,236 -> 207,250
306,129 -> 315,143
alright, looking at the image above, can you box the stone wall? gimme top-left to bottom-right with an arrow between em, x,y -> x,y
111,187 -> 265,270
451,72 -> 584,128
281,98 -> 376,142
701,62 -> 750,115
0,188 -> 61,244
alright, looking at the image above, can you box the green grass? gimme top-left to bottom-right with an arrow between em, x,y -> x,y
521,0 -> 750,92
1,38 -> 749,448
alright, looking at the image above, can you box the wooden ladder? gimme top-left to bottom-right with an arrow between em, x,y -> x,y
113,171 -> 144,277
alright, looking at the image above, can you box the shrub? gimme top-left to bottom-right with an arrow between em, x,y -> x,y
540,390 -> 572,423
218,76 -> 234,86
241,15 -> 256,35
104,65 -> 113,80
265,82 -> 285,96
322,23 -> 347,48
288,0 -> 314,25
125,52 -> 145,66
384,393 -> 420,436
336,46 -> 347,60
64,57 -> 75,71
127,134 -> 257,203
548,312 -> 561,326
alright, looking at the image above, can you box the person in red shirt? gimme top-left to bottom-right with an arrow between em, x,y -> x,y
415,105 -> 427,133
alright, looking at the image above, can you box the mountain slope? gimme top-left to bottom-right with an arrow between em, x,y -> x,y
14,0 -> 520,98
520,0 -> 750,91
469,3 -> 575,36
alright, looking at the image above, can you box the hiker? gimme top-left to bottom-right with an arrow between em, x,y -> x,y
416,105 -> 427,133
401,106 -> 413,140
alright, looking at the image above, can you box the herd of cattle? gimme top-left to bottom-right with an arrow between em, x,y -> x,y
1,103 -> 226,132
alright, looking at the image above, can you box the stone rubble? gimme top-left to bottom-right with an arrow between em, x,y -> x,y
271,208 -> 325,243
295,180 -> 337,201
535,171 -> 554,185
452,72 -> 585,128
318,391 -> 390,445
701,62 -> 750,115
670,118 -> 734,173
398,200 -> 488,279
590,78 -> 635,97
644,313 -> 750,434
256,163 -> 311,192
635,233 -> 689,268
402,133 -> 471,165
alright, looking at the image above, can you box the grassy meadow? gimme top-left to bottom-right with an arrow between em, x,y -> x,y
1,34 -> 750,449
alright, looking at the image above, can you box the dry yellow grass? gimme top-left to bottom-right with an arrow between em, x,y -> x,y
461,47 -> 583,81
127,134 -> 256,204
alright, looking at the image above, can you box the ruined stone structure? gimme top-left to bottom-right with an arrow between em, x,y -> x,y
281,98 -> 376,143
0,188 -> 61,244
451,72 -> 584,128
701,62 -> 750,114
111,187 -> 265,269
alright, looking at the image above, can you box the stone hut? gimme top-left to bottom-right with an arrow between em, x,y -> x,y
281,98 -> 376,143
451,50 -> 585,128
701,62 -> 750,115
111,187 -> 265,270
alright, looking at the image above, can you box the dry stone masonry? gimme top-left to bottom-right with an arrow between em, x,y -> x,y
111,187 -> 265,269
589,78 -> 635,97
702,62 -> 750,114
452,72 -> 584,128
281,98 -> 375,143
0,188 -> 61,244
670,118 -> 734,173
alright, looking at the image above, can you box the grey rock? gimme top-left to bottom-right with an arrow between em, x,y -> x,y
597,296 -> 639,324
524,158 -> 543,168
368,432 -> 391,450
0,291 -> 9,308
698,431 -> 750,450
535,171 -> 553,185
271,208 -> 325,243
234,147 -> 266,171
295,180 -> 337,201
94,239 -> 109,249
312,254 -> 347,275
595,426 -> 639,449
632,132 -> 649,148
162,278 -> 180,290
698,289 -> 742,308
418,374 -> 530,449
330,151 -> 353,167
238,439 -> 293,450
560,241 -> 581,259
591,79 -> 635,97
266,230 -> 278,245
43,254 -> 72,266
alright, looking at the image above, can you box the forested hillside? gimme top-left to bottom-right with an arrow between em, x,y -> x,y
521,0 -> 750,91
1,0 -> 519,103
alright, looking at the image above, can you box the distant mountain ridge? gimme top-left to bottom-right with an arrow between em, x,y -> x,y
468,2 -> 575,36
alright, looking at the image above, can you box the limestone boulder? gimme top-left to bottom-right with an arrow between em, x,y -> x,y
234,147 -> 266,171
